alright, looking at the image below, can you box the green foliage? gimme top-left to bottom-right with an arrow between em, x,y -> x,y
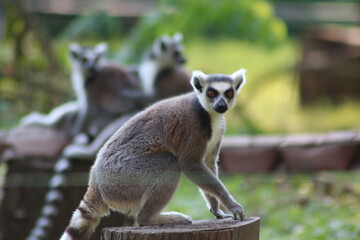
116,0 -> 288,63
184,39 -> 360,134
166,172 -> 360,240
60,11 -> 122,42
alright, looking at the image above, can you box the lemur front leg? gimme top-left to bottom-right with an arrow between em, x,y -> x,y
201,143 -> 234,219
181,161 -> 245,220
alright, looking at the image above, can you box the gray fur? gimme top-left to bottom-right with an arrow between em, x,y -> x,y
60,69 -> 246,240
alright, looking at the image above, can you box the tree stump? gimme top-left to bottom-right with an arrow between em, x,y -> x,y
101,217 -> 260,240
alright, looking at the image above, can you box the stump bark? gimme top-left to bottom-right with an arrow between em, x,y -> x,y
101,217 -> 260,240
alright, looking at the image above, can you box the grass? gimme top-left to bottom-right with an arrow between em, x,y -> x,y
165,172 -> 360,240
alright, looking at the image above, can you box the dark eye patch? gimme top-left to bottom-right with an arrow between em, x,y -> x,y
160,41 -> 167,52
81,56 -> 88,63
207,87 -> 218,98
225,88 -> 234,98
173,51 -> 180,58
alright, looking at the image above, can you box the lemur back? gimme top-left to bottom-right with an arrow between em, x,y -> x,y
61,69 -> 247,240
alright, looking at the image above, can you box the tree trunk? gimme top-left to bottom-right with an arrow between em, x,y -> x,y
101,217 -> 260,240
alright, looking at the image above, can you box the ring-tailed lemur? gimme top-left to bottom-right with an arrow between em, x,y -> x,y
25,43 -> 144,240
139,32 -> 192,99
62,33 -> 192,160
67,42 -> 146,139
60,69 -> 247,240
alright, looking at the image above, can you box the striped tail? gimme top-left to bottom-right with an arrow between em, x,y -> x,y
26,149 -> 107,240
26,156 -> 72,240
60,185 -> 109,240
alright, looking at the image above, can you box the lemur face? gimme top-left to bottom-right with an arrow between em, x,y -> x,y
191,69 -> 246,114
69,42 -> 108,76
149,33 -> 186,66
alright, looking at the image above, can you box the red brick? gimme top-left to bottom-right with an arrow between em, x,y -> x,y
220,147 -> 278,174
281,143 -> 357,172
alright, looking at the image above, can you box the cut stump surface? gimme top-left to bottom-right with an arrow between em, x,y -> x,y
101,217 -> 260,240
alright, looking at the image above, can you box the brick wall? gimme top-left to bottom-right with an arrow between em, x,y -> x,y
220,131 -> 360,174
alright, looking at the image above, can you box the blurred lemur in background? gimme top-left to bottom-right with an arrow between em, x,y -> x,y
139,32 -> 191,99
21,42 -> 144,140
63,33 -> 192,160
25,42 -> 145,240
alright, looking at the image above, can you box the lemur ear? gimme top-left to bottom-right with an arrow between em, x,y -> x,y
95,42 -> 108,55
173,32 -> 183,43
69,42 -> 81,59
160,40 -> 167,52
191,70 -> 207,93
231,68 -> 246,92
159,35 -> 170,53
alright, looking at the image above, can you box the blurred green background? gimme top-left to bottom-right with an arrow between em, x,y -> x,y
1,0 -> 360,133
0,0 -> 359,239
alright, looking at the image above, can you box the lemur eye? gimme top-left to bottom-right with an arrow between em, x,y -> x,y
225,90 -> 234,98
207,89 -> 217,98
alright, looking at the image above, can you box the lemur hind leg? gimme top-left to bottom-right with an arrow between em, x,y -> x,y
61,183 -> 109,240
137,185 -> 192,226
136,153 -> 192,226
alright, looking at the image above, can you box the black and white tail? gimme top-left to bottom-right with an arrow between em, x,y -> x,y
60,183 -> 108,240
26,152 -> 74,240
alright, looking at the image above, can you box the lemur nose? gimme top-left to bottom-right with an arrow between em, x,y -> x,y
177,56 -> 186,64
215,98 -> 228,114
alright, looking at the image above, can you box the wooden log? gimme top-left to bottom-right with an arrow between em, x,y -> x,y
101,217 -> 260,240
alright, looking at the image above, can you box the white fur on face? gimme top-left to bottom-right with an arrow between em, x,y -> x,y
210,82 -> 232,93
197,83 -> 232,114
192,69 -> 246,114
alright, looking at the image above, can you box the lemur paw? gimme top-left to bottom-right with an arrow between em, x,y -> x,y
230,202 -> 245,221
164,212 -> 192,225
138,212 -> 192,226
210,208 -> 233,219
